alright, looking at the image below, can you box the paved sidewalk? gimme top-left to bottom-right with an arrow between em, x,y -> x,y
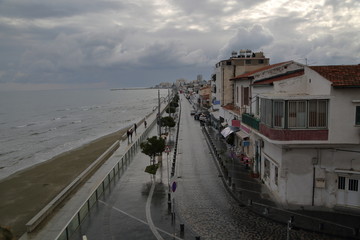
19,103 -> 167,240
203,126 -> 360,239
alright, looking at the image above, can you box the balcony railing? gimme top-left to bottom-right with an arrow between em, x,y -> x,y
242,113 -> 260,131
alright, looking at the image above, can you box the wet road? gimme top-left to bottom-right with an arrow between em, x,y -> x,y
174,97 -> 340,240
72,95 -> 340,240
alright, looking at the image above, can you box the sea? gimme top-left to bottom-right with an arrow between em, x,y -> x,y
0,88 -> 168,180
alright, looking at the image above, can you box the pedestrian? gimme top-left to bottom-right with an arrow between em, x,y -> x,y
134,123 -> 137,134
144,120 -> 147,128
126,129 -> 130,143
129,128 -> 133,141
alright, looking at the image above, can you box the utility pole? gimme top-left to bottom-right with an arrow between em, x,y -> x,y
158,89 -> 161,137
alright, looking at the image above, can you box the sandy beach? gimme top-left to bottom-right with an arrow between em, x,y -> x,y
0,126 -> 131,239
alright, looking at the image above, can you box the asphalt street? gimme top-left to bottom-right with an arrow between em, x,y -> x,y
175,97 -> 341,240
70,95 -> 341,240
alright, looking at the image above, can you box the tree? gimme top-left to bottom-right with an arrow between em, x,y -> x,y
166,106 -> 176,114
161,116 -> 176,129
170,101 -> 179,108
173,94 -> 179,102
140,136 -> 165,174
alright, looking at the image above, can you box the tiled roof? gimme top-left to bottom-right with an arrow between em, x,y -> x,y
230,61 -> 293,80
310,65 -> 360,87
252,70 -> 304,85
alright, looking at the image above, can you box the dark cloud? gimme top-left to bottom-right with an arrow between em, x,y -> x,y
0,0 -> 358,90
218,25 -> 274,60
0,0 -> 125,19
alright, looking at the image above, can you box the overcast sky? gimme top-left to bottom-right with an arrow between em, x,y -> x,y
0,0 -> 359,91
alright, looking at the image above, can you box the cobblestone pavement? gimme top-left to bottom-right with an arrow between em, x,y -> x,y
175,97 -> 341,240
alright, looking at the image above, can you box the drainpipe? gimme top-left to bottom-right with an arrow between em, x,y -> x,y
312,165 -> 315,206
312,149 -> 320,206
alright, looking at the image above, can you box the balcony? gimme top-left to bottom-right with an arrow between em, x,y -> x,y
242,113 -> 260,131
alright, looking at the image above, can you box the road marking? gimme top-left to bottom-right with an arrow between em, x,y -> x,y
146,181 -> 164,240
99,200 -> 183,240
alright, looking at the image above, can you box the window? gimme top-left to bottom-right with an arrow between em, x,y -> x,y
273,101 -> 284,127
260,98 -> 329,129
260,98 -> 273,126
265,99 -> 272,126
258,59 -> 264,64
338,176 -> 345,190
288,101 -> 306,128
309,100 -> 327,128
243,87 -> 249,106
236,86 -> 239,103
356,106 -> 360,125
275,166 -> 278,185
256,97 -> 260,116
349,179 -> 359,191
245,60 -> 251,64
264,158 -> 270,179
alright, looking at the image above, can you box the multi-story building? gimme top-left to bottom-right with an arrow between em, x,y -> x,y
198,84 -> 211,109
232,61 -> 360,209
212,50 -> 270,126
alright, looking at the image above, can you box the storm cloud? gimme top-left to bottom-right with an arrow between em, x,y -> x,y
0,0 -> 359,90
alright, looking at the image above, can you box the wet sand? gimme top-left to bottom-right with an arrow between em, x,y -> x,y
0,126 -> 131,238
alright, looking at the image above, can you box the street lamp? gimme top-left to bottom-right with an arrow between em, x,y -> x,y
157,89 -> 172,137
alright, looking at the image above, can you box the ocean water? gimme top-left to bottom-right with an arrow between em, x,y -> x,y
0,88 -> 168,180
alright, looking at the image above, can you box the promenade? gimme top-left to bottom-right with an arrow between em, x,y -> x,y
11,93 -> 360,240
17,101 -> 168,240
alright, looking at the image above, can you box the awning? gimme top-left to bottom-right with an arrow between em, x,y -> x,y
235,131 -> 249,139
210,111 -> 220,119
221,122 -> 228,127
221,126 -> 240,138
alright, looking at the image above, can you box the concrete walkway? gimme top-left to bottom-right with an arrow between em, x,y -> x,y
19,102 -> 168,240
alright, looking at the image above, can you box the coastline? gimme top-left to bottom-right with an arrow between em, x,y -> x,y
0,117 -> 147,238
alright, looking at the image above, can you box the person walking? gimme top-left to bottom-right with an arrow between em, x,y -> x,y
126,129 -> 130,143
129,128 -> 133,141
144,120 -> 147,128
134,123 -> 137,134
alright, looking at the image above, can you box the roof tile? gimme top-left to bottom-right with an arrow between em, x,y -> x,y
310,65 -> 360,87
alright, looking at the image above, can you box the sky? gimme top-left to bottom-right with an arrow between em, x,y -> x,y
0,0 -> 359,91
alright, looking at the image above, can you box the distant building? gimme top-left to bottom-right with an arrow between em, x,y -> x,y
198,84 -> 211,109
176,78 -> 187,87
211,50 -> 270,126
231,62 -> 360,209
156,82 -> 172,89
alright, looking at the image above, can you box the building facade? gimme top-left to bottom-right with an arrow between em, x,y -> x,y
212,50 -> 270,125
230,62 -> 360,210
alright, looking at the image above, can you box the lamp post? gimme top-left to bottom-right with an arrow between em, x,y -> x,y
157,89 -> 172,137
158,89 -> 161,137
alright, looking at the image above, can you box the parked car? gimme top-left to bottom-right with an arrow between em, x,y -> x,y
190,110 -> 196,115
194,111 -> 201,120
199,114 -> 207,122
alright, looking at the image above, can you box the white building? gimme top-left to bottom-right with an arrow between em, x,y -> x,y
232,61 -> 360,210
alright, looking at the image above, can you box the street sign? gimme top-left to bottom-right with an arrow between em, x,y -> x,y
172,181 -> 177,192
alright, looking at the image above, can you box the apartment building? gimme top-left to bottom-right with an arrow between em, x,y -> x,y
211,50 -> 269,125
232,62 -> 360,209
